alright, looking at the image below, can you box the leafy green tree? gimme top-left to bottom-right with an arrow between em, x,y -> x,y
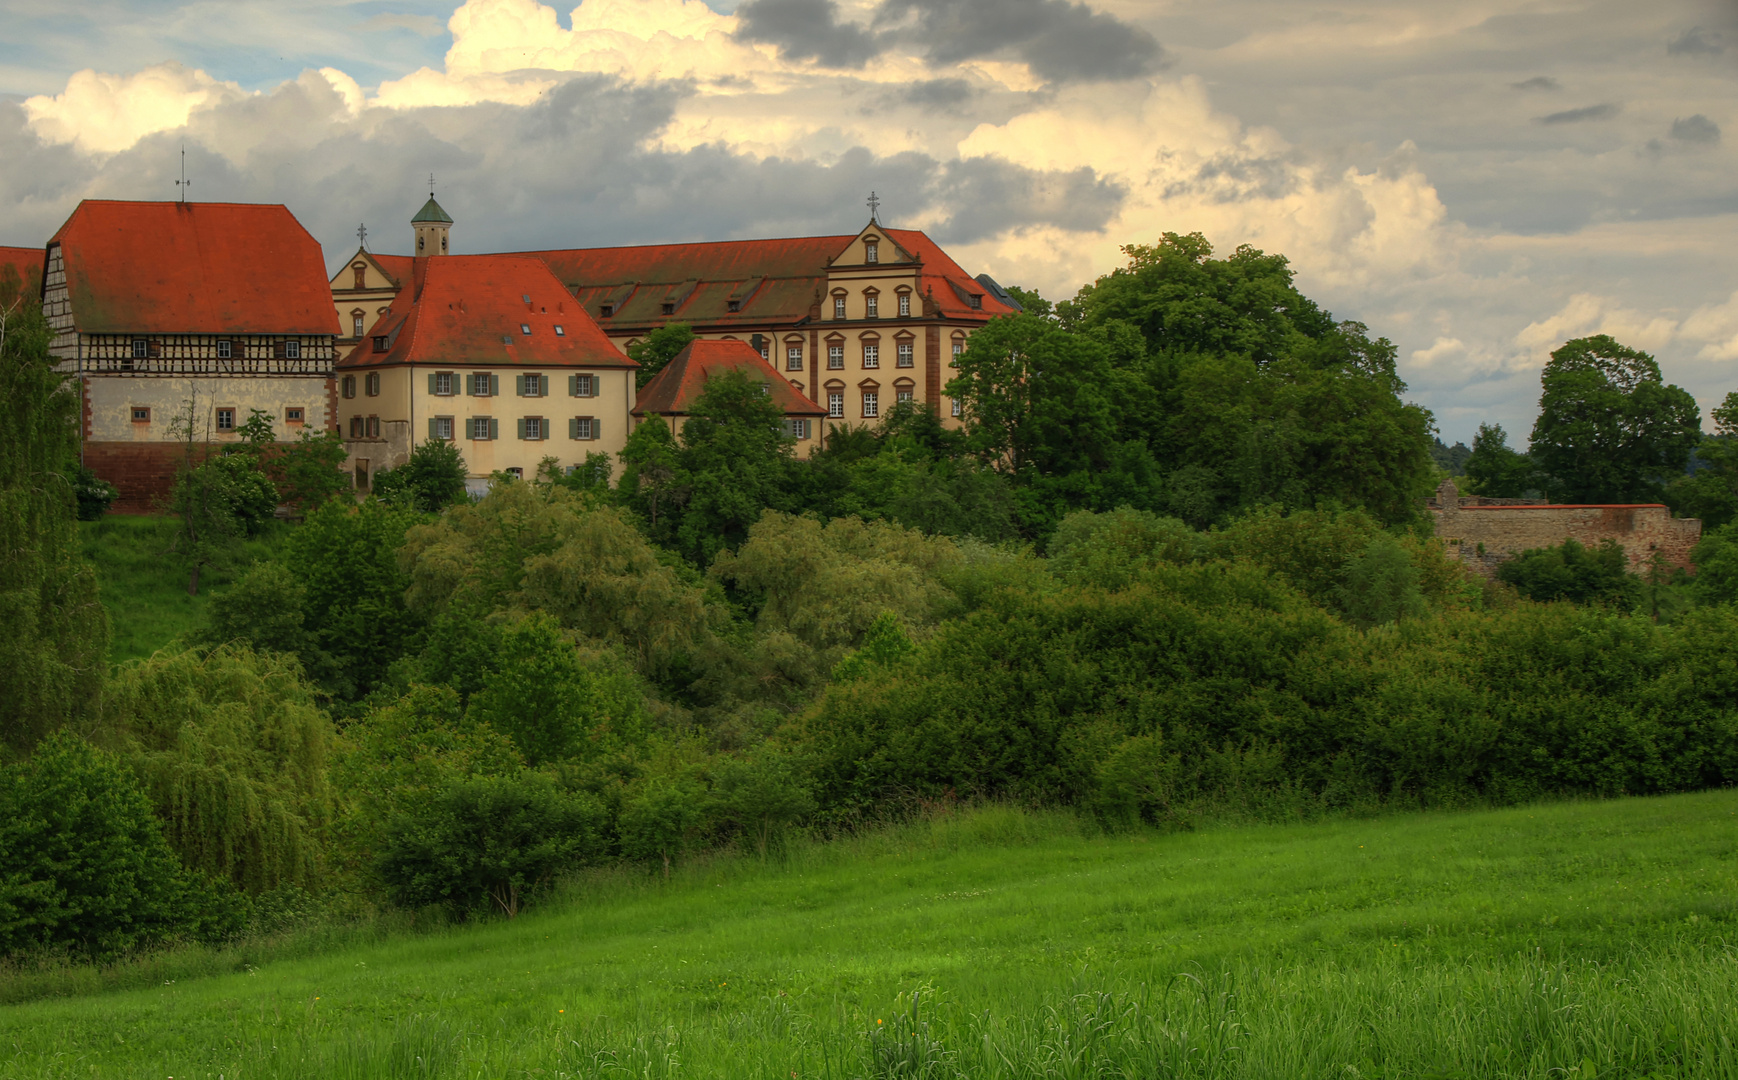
708,751 -> 815,856
1495,538 -> 1640,607
100,645 -> 334,892
376,771 -> 605,917
627,322 -> 696,389
1337,534 -> 1428,628
1528,336 -> 1701,503
197,560 -> 330,674
0,296 -> 107,756
465,615 -> 647,767
273,429 -> 351,513
1667,391 -> 1738,528
1046,508 -> 1201,590
1688,522 -> 1738,607
1002,284 -> 1053,319
830,611 -> 916,683
1209,506 -> 1383,610
285,498 -> 422,701
672,369 -> 801,565
0,732 -> 243,959
618,779 -> 704,876
1463,423 -> 1536,497
616,415 -> 685,534
374,438 -> 469,514
162,396 -> 278,595
1088,733 -> 1174,829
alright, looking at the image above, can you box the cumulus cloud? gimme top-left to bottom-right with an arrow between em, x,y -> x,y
23,63 -> 245,154
1536,103 -> 1620,125
1514,293 -> 1679,368
875,0 -> 1165,83
1681,291 -> 1738,361
733,0 -> 880,67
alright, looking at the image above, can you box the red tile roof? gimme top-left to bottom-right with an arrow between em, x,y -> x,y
338,255 -> 633,370
512,227 -> 1017,330
0,246 -> 44,302
372,253 -> 414,285
633,339 -> 826,418
49,201 -> 339,335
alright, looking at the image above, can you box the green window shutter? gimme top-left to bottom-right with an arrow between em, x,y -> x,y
593,418 -> 602,442
514,375 -> 524,397
465,374 -> 475,396
427,373 -> 437,395
489,418 -> 499,440
490,375 -> 499,397
517,418 -> 527,441
569,417 -> 579,440
428,417 -> 437,439
540,375 -> 549,397
567,374 -> 576,397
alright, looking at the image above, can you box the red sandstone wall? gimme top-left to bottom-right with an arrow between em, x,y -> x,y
1432,502 -> 1700,575
84,442 -> 212,513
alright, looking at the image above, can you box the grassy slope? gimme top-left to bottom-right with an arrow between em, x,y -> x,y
79,515 -> 293,663
2,792 -> 1734,1079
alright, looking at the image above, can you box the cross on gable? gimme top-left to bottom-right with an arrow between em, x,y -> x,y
866,191 -> 880,222
357,222 -> 368,249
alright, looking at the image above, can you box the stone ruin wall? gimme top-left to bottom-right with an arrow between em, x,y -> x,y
1428,481 -> 1701,576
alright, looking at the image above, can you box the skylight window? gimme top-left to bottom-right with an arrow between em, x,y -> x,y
522,294 -> 531,302
521,324 -> 532,335
554,325 -> 565,336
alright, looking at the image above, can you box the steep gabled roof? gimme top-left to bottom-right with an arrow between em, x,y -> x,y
338,255 -> 633,370
0,245 -> 43,302
49,200 -> 338,334
514,227 -> 1017,330
633,339 -> 825,418
330,246 -> 414,289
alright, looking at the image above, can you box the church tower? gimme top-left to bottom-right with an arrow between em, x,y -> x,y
412,192 -> 453,256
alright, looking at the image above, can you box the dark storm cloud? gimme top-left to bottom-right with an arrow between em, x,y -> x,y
732,0 -> 880,68
1537,103 -> 1620,124
0,73 -> 1123,263
735,0 -> 1164,84
1670,114 -> 1721,144
1510,76 -> 1559,90
1667,26 -> 1724,56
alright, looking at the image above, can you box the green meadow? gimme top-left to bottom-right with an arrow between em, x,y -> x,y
2,791 -> 1734,1080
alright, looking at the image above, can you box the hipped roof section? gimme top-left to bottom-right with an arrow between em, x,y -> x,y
0,245 -> 43,298
634,339 -> 826,418
338,254 -> 634,370
515,228 -> 1018,329
49,200 -> 338,335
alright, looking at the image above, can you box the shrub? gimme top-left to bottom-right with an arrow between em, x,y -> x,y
465,615 -> 648,766
375,771 -> 606,917
708,751 -> 816,856
374,439 -> 469,515
1495,537 -> 1640,607
1337,534 -> 1428,628
618,780 -> 705,875
71,465 -> 118,520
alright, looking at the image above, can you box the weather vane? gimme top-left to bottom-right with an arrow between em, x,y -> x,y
357,222 -> 368,250
175,144 -> 191,203
866,190 -> 880,222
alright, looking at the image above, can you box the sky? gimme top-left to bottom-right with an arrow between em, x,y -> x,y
1,0 -> 1734,443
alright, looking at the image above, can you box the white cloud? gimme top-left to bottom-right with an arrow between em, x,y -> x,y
22,63 -> 246,154
1410,337 -> 1466,365
1514,292 -> 1680,367
1681,290 -> 1738,362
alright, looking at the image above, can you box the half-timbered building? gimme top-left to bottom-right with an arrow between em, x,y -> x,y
44,200 -> 339,509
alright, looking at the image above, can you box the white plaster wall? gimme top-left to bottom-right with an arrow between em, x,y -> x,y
86,375 -> 331,442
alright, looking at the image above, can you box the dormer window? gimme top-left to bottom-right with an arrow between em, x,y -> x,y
662,301 -> 676,315
865,241 -> 879,264
374,336 -> 389,352
727,299 -> 741,312
600,304 -> 614,318
970,294 -> 983,310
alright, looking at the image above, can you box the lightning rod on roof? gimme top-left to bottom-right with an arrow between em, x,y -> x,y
175,143 -> 191,204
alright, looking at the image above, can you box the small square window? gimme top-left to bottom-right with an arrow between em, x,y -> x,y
522,294 -> 531,303
285,407 -> 304,424
897,389 -> 914,404
524,417 -> 544,441
435,372 -> 453,396
827,393 -> 844,418
554,325 -> 565,336
131,406 -> 150,423
216,408 -> 236,432
600,305 -> 614,318
574,374 -> 596,397
285,340 -> 301,359
521,324 -> 532,335
472,373 -> 493,396
217,339 -> 233,359
132,338 -> 148,359
661,302 -> 675,315
575,417 -> 595,440
970,295 -> 982,310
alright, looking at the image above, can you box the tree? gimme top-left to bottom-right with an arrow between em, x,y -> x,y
627,322 -> 696,389
1463,423 -> 1535,498
616,415 -> 684,534
374,438 -> 470,514
708,751 -> 815,857
1528,335 -> 1701,503
618,780 -> 704,876
1495,538 -> 1641,607
1667,391 -> 1738,528
1337,534 -> 1428,628
0,294 -> 108,756
672,369 -> 800,565
464,615 -> 647,767
162,394 -> 277,595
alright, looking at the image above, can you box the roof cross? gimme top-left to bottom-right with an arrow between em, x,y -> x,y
866,190 -> 881,222
356,222 -> 368,250
175,144 -> 191,204
429,173 -> 437,198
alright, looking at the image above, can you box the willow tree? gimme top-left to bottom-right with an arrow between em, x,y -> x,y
0,290 -> 108,757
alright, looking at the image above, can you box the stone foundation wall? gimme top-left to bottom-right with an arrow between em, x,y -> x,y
1429,481 -> 1701,575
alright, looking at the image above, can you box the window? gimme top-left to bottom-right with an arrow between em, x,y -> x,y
352,264 -> 366,289
571,417 -> 596,440
828,344 -> 844,369
727,299 -> 741,312
367,416 -> 380,438
834,296 -> 847,320
216,408 -> 235,432
435,372 -> 454,396
554,325 -> 565,336
827,393 -> 844,418
865,294 -> 879,319
661,301 -> 675,315
600,304 -> 614,318
783,418 -> 811,440
217,339 -> 233,359
132,338 -> 148,359
898,293 -> 911,317
519,374 -> 547,397
786,345 -> 803,371
521,417 -> 545,441
366,372 -> 380,396
131,406 -> 150,423
469,416 -> 497,440
970,294 -> 982,310
571,374 -> 597,397
506,467 -> 523,480
285,407 -> 304,424
865,241 -> 878,264
471,372 -> 494,396
349,416 -> 364,438
951,341 -> 963,366
862,343 -> 879,369
896,342 -> 914,368
285,340 -> 301,359
951,397 -> 961,417
433,416 -> 454,441
353,314 -> 365,337
342,375 -> 356,399
374,336 -> 389,352
862,392 -> 878,419
521,323 -> 532,335
897,389 -> 914,404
